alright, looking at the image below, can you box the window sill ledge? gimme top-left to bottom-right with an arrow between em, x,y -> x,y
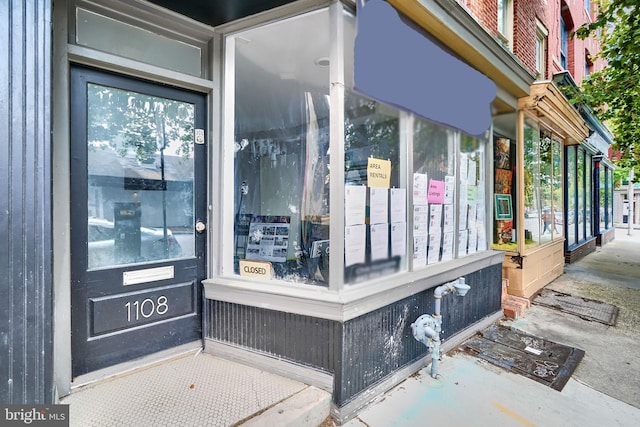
203,250 -> 505,321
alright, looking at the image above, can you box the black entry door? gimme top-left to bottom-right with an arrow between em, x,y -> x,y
70,65 -> 207,377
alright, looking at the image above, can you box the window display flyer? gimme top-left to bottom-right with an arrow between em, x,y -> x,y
467,185 -> 478,205
427,231 -> 441,264
246,215 -> 291,263
444,176 -> 455,204
458,178 -> 469,231
391,222 -> 406,257
460,153 -> 468,180
414,235 -> 428,267
390,188 -> 406,224
443,204 -> 455,232
468,228 -> 478,254
441,231 -> 454,261
477,226 -> 487,251
468,205 -> 478,228
370,187 -> 388,225
458,229 -> 468,256
413,205 -> 429,236
427,179 -> 445,204
367,157 -> 391,188
370,223 -> 389,261
429,204 -> 443,229
413,173 -> 428,204
459,204 -> 468,231
345,185 -> 366,226
345,224 -> 366,266
468,159 -> 477,185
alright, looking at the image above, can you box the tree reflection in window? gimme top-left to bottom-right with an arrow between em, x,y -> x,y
344,91 -> 400,187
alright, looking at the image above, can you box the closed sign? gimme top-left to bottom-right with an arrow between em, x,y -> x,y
239,260 -> 272,279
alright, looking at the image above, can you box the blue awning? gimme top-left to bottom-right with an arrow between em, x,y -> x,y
355,0 -> 496,135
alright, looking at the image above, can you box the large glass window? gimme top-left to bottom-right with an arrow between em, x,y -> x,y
492,136 -> 515,250
535,21 -> 548,79
539,130 -> 553,243
608,168 -> 614,228
459,134 -> 488,257
523,122 -> 562,248
560,16 -> 569,69
586,153 -> 593,238
413,118 -> 456,266
225,6 -> 492,288
577,149 -> 585,241
344,91 -> 403,283
497,0 -> 513,46
552,137 -> 564,238
523,119 -> 541,246
600,167 -> 606,231
230,9 -> 331,285
567,146 -> 577,246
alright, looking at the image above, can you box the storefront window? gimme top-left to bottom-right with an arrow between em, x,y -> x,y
224,5 -> 494,288
460,134 -> 488,257
552,137 -> 564,238
567,146 -> 577,246
600,167 -> 606,231
577,149 -> 585,242
586,153 -> 593,238
344,91 -> 404,283
230,9 -> 331,285
523,122 -> 562,248
608,169 -> 614,228
413,118 -> 456,266
539,130 -> 553,243
523,120 -> 539,246
493,136 -> 515,250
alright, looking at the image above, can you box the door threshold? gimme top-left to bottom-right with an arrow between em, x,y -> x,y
70,341 -> 202,392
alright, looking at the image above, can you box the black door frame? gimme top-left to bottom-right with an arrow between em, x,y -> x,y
69,65 -> 207,376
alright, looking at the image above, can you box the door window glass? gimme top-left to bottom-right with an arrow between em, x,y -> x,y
86,83 -> 195,270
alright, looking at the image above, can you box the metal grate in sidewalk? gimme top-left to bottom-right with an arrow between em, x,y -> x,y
533,289 -> 619,326
460,324 -> 585,391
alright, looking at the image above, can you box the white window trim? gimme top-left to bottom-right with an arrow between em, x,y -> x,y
497,0 -> 514,49
535,20 -> 548,80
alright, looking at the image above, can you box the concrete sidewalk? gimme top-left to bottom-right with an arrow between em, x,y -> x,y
60,350 -> 332,427
343,227 -> 640,426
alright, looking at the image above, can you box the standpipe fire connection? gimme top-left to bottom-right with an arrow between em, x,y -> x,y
410,277 -> 470,378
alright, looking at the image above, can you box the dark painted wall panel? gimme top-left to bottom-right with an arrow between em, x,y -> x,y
337,265 -> 502,405
336,292 -> 430,404
206,300 -> 340,373
0,0 -> 53,404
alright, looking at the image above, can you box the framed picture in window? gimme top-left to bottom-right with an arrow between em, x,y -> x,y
495,194 -> 513,220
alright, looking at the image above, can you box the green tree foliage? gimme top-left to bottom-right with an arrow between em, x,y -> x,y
574,1 -> 640,171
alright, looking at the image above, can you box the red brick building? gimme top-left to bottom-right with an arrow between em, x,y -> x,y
463,0 -> 606,82
460,0 -> 615,298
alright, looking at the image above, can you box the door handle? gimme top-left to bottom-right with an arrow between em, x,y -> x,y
195,221 -> 206,233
